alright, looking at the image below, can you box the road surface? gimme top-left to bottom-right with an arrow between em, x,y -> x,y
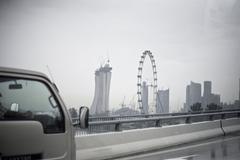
115,132 -> 240,160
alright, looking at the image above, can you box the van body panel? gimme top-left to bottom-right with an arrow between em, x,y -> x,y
0,68 -> 75,160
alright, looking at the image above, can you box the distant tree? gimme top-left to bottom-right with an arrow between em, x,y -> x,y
206,103 -> 222,111
190,103 -> 203,112
68,107 -> 78,118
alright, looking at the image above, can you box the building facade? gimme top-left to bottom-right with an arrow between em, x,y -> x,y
203,81 -> 212,110
185,85 -> 190,111
190,81 -> 202,109
185,81 -> 202,111
210,94 -> 221,106
156,89 -> 169,113
90,61 -> 112,115
203,81 -> 221,109
141,81 -> 149,114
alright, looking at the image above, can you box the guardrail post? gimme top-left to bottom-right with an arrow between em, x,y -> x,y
209,115 -> 214,121
155,120 -> 162,127
144,115 -> 149,118
221,114 -> 225,119
115,123 -> 121,131
186,117 -> 191,124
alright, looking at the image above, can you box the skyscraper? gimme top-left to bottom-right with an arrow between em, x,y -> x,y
190,81 -> 202,106
202,81 -> 221,109
185,85 -> 190,111
210,94 -> 221,106
203,81 -> 212,110
141,81 -> 149,114
90,61 -> 112,115
157,89 -> 169,113
185,81 -> 202,111
204,81 -> 212,97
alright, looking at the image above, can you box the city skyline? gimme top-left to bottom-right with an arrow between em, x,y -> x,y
184,80 -> 221,112
0,0 -> 239,112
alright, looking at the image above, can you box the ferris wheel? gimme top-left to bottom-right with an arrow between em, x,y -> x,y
137,50 -> 159,114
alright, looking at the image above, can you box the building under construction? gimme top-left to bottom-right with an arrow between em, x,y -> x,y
90,61 -> 112,115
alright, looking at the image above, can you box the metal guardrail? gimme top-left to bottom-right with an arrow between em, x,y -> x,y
73,109 -> 240,122
74,110 -> 240,136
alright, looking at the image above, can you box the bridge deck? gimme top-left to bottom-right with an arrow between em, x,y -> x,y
115,132 -> 240,160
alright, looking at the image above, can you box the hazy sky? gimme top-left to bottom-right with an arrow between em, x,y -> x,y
0,0 -> 239,112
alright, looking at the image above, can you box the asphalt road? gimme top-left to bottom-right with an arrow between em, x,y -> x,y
115,132 -> 240,160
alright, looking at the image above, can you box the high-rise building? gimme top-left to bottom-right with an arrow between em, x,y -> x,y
156,89 -> 169,113
203,81 -> 212,110
141,81 -> 149,114
210,94 -> 221,106
204,81 -> 212,97
202,81 -> 221,109
185,81 -> 202,111
185,85 -> 190,111
190,81 -> 202,106
90,61 -> 112,115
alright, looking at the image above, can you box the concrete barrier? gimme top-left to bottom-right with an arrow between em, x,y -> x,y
76,120 -> 223,160
221,118 -> 240,134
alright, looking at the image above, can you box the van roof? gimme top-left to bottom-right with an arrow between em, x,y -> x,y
0,66 -> 51,81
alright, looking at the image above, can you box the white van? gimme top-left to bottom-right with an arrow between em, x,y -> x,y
0,67 -> 89,160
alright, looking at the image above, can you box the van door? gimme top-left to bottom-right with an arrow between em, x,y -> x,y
0,76 -> 71,160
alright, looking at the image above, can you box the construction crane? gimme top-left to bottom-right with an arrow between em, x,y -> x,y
120,96 -> 126,108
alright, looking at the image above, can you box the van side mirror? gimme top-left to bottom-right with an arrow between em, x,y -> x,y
79,106 -> 89,128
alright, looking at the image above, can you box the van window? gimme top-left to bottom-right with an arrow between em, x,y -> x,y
0,77 -> 65,133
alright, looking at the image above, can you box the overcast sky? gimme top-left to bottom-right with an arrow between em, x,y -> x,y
0,0 -> 239,112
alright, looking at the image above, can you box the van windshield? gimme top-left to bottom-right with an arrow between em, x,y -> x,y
0,77 -> 65,133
